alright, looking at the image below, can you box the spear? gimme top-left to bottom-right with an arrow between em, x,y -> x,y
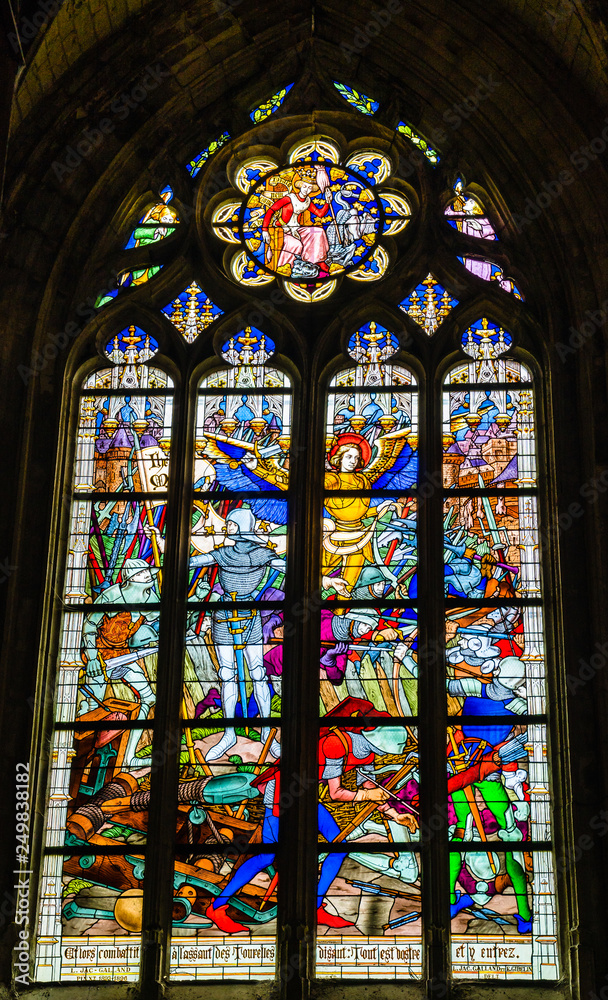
354,768 -> 419,815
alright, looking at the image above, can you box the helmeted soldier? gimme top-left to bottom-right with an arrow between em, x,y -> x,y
319,697 -> 420,883
81,558 -> 160,768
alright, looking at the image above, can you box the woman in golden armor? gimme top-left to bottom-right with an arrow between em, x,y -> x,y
322,432 -> 410,596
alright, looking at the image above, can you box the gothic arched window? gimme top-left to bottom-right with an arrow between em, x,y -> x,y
32,83 -> 561,992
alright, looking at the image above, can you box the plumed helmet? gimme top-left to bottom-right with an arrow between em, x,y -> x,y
452,623 -> 501,667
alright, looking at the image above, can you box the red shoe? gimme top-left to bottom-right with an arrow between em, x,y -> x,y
206,902 -> 249,934
317,903 -> 355,928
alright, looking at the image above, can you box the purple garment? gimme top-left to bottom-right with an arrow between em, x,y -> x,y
377,774 -> 419,816
262,612 -> 282,643
261,586 -> 284,601
321,642 -> 349,681
320,609 -> 349,683
195,688 -> 221,716
479,806 -> 499,836
264,644 -> 283,678
448,798 -> 458,826
464,258 -> 492,280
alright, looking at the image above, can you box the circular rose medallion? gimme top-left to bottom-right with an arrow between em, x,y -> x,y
240,161 -> 383,282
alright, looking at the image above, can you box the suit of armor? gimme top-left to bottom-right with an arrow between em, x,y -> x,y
191,508 -> 284,760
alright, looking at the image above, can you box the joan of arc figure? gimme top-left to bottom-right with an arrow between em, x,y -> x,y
146,507 -> 284,760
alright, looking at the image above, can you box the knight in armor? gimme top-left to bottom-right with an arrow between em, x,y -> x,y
190,507 -> 285,760
81,558 -> 160,768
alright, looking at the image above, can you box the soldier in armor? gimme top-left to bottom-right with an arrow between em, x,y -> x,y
81,558 -> 160,768
149,507 -> 285,760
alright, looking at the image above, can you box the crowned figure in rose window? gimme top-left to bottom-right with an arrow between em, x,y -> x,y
261,165 -> 334,278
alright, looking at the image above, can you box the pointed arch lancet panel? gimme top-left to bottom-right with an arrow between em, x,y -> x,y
443,321 -> 558,981
168,330 -> 292,981
35,348 -> 174,983
316,324 -> 422,980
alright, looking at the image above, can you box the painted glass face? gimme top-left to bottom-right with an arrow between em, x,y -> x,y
240,162 -> 382,283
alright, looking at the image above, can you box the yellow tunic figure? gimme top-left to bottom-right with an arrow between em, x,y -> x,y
322,431 -> 414,595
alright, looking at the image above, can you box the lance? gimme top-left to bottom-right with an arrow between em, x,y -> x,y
181,697 -> 197,767
80,683 -> 110,710
258,870 -> 279,912
447,726 -> 497,875
235,727 -> 278,822
333,760 -> 418,843
456,627 -> 512,639
477,472 -> 508,555
445,542 -> 518,577
354,768 -> 419,815
345,878 -> 419,901
101,501 -> 131,590
384,911 -> 421,930
131,425 -> 163,585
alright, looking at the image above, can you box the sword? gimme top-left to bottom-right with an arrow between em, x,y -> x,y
478,473 -> 505,550
226,594 -> 255,729
103,636 -> 197,673
103,646 -> 158,672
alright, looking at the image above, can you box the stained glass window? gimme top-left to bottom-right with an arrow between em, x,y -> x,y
34,87 -> 564,993
396,121 -> 440,164
250,84 -> 293,122
35,329 -> 172,982
443,321 -> 557,979
124,186 -> 179,249
400,275 -> 460,335
94,266 -> 164,308
458,258 -> 524,298
445,177 -> 498,239
94,286 -> 119,308
212,145 -> 410,298
187,132 -> 231,178
117,265 -> 163,288
169,329 -> 290,980
333,81 -> 379,115
161,282 -> 223,344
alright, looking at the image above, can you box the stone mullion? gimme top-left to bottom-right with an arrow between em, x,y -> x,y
419,366 -> 450,990
279,328 -> 319,999
139,380 -> 193,997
